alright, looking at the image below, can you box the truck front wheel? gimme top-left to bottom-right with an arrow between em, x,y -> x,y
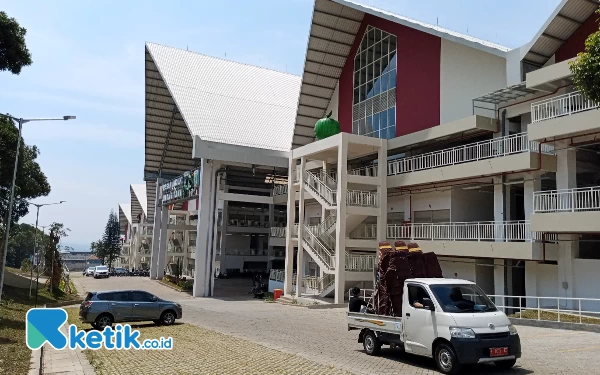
362,330 -> 381,356
435,343 -> 461,375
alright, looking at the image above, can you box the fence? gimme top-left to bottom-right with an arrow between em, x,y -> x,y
386,221 -> 538,242
387,132 -> 554,176
272,184 -> 288,196
270,227 -> 286,237
346,255 -> 376,271
534,186 -> 600,213
349,165 -> 378,177
269,269 -> 285,282
531,90 -> 598,123
349,224 -> 378,239
347,190 -> 379,207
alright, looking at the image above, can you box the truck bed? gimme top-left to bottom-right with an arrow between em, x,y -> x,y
347,312 -> 404,335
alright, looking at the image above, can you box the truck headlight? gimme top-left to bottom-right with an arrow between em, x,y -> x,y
449,327 -> 476,339
508,324 -> 518,335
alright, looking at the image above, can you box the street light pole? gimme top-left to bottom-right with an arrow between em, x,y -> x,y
0,113 -> 75,305
34,224 -> 48,308
28,201 -> 65,298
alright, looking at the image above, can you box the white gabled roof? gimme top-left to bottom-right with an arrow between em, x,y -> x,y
337,0 -> 510,54
130,184 -> 147,220
146,43 -> 302,152
118,203 -> 132,234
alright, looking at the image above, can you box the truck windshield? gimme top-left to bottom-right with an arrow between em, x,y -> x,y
429,284 -> 496,313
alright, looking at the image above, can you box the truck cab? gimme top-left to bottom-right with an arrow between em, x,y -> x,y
347,278 -> 521,374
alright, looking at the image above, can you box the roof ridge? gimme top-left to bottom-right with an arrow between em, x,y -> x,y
145,41 -> 301,78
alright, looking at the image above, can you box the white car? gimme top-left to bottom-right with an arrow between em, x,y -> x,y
84,267 -> 95,277
93,265 -> 109,279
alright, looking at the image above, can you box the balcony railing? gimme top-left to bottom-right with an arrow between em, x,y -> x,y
349,224 -> 378,239
387,221 -> 540,242
269,269 -> 285,282
270,227 -> 286,237
347,190 -> 379,207
387,132 -> 554,176
272,184 -> 288,196
349,165 -> 378,177
534,186 -> 600,213
227,220 -> 270,228
531,90 -> 598,123
346,254 -> 376,271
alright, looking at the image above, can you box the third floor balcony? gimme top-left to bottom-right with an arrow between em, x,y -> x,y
387,132 -> 555,187
531,186 -> 600,233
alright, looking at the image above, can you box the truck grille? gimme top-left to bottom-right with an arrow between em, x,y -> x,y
479,332 -> 509,340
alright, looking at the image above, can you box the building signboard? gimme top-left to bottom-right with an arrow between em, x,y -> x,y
161,168 -> 201,204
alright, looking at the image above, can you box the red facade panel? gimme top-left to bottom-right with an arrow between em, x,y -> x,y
556,12 -> 599,63
338,14 -> 441,137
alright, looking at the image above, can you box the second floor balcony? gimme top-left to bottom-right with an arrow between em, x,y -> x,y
531,186 -> 600,233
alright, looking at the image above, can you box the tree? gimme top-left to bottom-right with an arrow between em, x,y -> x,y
0,11 -> 32,74
101,211 -> 121,269
0,116 -> 51,229
90,239 -> 106,263
43,222 -> 69,291
6,223 -> 47,268
570,9 -> 600,104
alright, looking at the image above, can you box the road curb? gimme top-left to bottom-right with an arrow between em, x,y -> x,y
510,317 -> 600,333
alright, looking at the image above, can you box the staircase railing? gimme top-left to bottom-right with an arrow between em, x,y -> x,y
303,226 -> 335,270
305,170 -> 337,206
303,273 -> 335,293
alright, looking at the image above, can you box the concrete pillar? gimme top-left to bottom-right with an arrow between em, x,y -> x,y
207,167 -> 221,296
284,158 -> 297,295
156,206 -> 169,279
403,194 -> 411,222
556,145 -> 577,190
295,157 -> 306,297
150,179 -> 163,279
494,259 -> 505,312
377,140 -> 388,273
523,173 -> 541,221
334,136 -> 348,304
267,204 -> 274,270
193,158 -> 214,297
525,261 -> 537,307
219,184 -> 228,275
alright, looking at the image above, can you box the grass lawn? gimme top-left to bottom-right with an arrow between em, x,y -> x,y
510,309 -> 600,325
0,285 -> 80,375
63,307 -> 347,375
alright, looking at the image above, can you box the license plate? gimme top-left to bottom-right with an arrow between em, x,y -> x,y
490,347 -> 509,357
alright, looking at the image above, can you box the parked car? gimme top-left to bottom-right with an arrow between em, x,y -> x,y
114,267 -> 128,277
79,290 -> 182,329
84,267 -> 95,277
93,265 -> 109,279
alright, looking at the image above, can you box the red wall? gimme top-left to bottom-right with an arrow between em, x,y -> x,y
556,12 -> 599,63
338,13 -> 441,137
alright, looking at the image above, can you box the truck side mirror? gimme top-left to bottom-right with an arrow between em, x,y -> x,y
422,298 -> 435,311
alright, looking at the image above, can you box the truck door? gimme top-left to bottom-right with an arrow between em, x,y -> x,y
403,284 -> 436,357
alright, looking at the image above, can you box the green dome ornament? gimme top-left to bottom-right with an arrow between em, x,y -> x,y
314,111 -> 341,140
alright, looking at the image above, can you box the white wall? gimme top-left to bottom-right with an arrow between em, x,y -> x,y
440,39 -> 507,125
537,263 -> 558,308
387,195 -> 405,213
411,189 -> 451,215
573,259 -> 600,312
439,257 -> 476,282
451,188 -> 494,222
304,204 -> 322,224
326,82 -> 339,121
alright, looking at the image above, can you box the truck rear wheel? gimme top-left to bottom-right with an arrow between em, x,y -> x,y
435,343 -> 461,375
362,330 -> 381,356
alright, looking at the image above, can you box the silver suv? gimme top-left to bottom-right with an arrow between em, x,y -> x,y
79,290 -> 182,329
93,265 -> 109,279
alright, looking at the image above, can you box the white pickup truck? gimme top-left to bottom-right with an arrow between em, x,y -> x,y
347,278 -> 521,374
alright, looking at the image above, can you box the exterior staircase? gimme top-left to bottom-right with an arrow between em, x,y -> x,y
303,170 -> 337,209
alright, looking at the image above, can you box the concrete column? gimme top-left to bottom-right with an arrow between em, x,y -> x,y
284,158 -> 297,295
493,176 -> 503,222
207,166 -> 222,296
219,184 -> 229,275
183,212 -> 189,276
523,173 -> 541,221
156,206 -> 169,279
377,139 -> 388,244
334,136 -> 348,304
525,261 -> 537,307
494,259 -> 505,312
267,204 -> 274,270
150,179 -> 163,279
403,194 -> 411,221
321,161 -> 328,220
193,159 -> 214,297
295,157 -> 306,297
556,145 -> 577,190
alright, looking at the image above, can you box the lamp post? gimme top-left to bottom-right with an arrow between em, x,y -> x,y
0,113 -> 75,305
28,201 -> 66,298
34,224 -> 48,308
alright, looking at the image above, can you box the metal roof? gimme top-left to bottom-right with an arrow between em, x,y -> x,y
118,203 -> 132,234
291,0 -> 511,149
522,0 -> 599,66
130,184 -> 147,221
473,82 -> 540,105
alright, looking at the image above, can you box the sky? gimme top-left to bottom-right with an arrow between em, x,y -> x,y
0,0 -> 560,251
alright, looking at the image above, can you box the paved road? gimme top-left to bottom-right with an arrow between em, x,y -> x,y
74,276 -> 600,375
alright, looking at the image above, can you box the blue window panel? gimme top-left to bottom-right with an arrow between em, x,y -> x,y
388,107 -> 395,125
380,110 -> 388,129
374,78 -> 381,96
388,125 -> 396,139
372,113 -> 379,134
358,119 -> 366,135
366,116 -> 373,134
381,72 -> 389,92
390,69 -> 397,88
390,52 -> 397,69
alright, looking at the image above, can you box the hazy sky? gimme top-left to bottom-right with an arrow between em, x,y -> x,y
0,0 -> 560,250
